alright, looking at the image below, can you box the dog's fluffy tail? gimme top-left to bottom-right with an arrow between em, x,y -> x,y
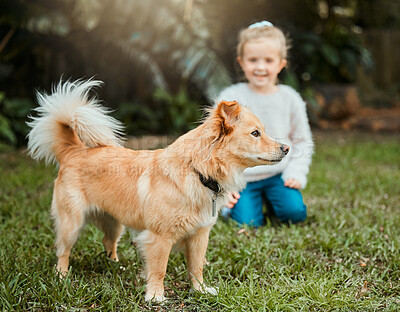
27,79 -> 124,164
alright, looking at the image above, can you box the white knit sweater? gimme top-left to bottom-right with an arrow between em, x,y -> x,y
218,83 -> 314,188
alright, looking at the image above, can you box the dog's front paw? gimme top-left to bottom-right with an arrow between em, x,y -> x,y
145,292 -> 166,303
106,252 -> 119,262
195,285 -> 219,296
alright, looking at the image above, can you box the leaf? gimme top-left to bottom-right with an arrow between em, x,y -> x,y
320,44 -> 340,66
340,48 -> 357,77
359,48 -> 374,72
237,228 -> 249,237
299,42 -> 316,56
281,70 -> 299,90
0,114 -> 16,144
3,97 -> 34,118
27,12 -> 70,36
356,281 -> 369,298
114,41 -> 168,90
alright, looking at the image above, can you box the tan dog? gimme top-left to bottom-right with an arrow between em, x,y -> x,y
27,79 -> 288,302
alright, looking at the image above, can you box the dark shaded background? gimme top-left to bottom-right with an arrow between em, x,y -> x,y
1,0 -> 399,145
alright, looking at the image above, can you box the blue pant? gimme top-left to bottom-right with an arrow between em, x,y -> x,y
229,175 -> 307,226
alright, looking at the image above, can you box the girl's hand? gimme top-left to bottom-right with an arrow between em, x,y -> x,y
284,178 -> 301,189
225,192 -> 240,208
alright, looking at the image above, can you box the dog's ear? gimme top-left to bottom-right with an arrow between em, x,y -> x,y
216,101 -> 241,134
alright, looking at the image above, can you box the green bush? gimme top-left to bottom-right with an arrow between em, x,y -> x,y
291,28 -> 373,84
153,87 -> 202,136
112,99 -> 161,136
0,92 -> 34,147
112,87 -> 203,137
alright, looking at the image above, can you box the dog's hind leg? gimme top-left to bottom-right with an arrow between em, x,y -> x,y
92,212 -> 124,262
184,226 -> 217,295
51,186 -> 86,275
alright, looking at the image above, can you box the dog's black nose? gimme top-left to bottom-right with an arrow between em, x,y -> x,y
281,144 -> 289,155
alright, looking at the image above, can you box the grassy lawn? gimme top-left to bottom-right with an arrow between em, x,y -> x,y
0,130 -> 399,311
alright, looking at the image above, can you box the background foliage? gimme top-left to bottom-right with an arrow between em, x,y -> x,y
1,0 -> 399,145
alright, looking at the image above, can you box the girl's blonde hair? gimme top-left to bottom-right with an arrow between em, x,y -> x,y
237,24 -> 290,59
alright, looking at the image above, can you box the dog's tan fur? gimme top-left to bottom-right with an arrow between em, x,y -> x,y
27,80 -> 288,301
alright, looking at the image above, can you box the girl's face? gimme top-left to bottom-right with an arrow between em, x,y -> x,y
238,37 -> 287,94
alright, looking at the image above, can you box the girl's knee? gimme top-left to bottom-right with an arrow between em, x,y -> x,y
289,204 -> 307,223
279,202 -> 307,223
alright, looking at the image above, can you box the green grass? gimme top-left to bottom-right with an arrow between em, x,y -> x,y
1,131 -> 399,311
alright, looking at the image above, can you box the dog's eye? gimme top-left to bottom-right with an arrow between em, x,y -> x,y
251,130 -> 260,137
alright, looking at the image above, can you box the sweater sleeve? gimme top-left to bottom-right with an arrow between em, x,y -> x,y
281,88 -> 314,189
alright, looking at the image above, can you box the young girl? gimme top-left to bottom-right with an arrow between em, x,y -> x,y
219,21 -> 314,226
